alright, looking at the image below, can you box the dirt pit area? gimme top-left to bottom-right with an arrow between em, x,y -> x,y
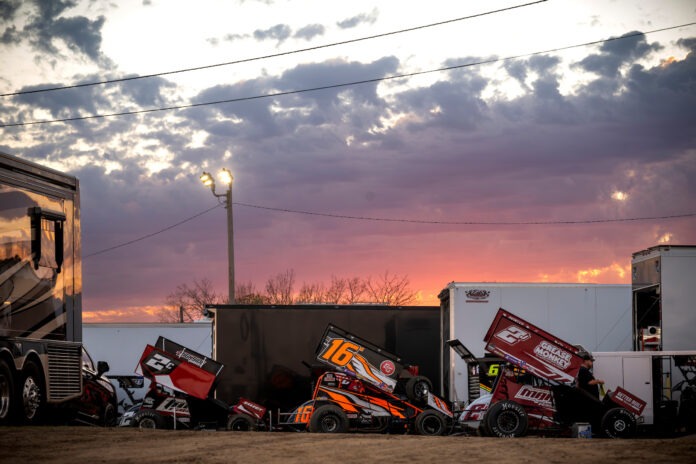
1,427 -> 695,464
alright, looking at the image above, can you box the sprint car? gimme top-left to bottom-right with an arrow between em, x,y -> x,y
128,336 -> 266,430
281,324 -> 453,435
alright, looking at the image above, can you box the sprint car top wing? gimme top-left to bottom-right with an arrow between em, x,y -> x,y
135,336 -> 224,400
315,324 -> 406,393
483,308 -> 584,385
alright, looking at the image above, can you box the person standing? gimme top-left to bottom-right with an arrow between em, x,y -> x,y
577,352 -> 604,399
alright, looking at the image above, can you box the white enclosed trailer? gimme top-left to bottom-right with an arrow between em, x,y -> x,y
439,283 -> 632,405
632,245 -> 696,351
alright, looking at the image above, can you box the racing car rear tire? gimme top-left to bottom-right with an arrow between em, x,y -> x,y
414,410 -> 447,436
601,407 -> 636,438
484,400 -> 528,438
227,413 -> 258,431
405,376 -> 432,404
133,410 -> 168,429
309,404 -> 349,433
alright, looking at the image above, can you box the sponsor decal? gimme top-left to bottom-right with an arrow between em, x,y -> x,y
144,353 -> 176,373
380,360 -> 396,376
175,349 -> 207,368
612,387 -> 646,415
514,385 -> 553,408
494,325 -> 531,345
532,341 -> 572,370
465,289 -> 490,303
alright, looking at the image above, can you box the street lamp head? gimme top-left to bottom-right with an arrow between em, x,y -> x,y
200,171 -> 215,190
219,168 -> 233,186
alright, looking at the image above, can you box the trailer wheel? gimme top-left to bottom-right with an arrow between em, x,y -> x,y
19,361 -> 45,424
227,413 -> 257,431
484,400 -> 528,438
414,410 -> 447,436
0,359 -> 16,425
133,410 -> 167,429
601,408 -> 636,438
309,404 -> 348,433
405,376 -> 432,404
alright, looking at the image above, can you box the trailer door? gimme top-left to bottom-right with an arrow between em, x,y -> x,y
623,356 -> 653,425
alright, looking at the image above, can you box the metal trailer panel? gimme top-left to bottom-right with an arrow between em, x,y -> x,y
632,245 -> 696,351
441,283 -> 632,404
83,322 -> 212,412
660,248 -> 696,351
207,304 -> 439,413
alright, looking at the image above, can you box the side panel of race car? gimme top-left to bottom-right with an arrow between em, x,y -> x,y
314,372 -> 416,420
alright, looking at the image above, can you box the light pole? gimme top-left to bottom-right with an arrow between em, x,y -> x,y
200,168 -> 235,304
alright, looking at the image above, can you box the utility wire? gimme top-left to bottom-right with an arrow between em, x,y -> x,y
235,202 -> 696,225
0,0 -> 547,98
83,200 -> 696,258
83,203 -> 222,258
3,22 -> 694,128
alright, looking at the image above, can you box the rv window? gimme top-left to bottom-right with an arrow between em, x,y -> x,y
29,207 -> 65,273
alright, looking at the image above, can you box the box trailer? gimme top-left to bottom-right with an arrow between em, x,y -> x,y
632,245 -> 696,351
439,283 -> 632,405
204,304 -> 440,413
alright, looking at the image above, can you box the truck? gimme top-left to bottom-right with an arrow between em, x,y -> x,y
0,151 -> 84,424
439,283 -> 632,406
455,308 -> 646,438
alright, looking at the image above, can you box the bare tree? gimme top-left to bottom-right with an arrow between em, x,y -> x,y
364,271 -> 416,306
324,276 -> 347,304
158,278 -> 224,322
236,281 -> 268,305
345,276 -> 367,303
297,282 -> 326,303
265,269 -> 295,304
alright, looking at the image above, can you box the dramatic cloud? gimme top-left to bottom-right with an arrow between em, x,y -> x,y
253,23 -> 292,43
337,9 -> 378,29
4,0 -> 107,62
293,24 -> 325,41
2,1 -> 695,320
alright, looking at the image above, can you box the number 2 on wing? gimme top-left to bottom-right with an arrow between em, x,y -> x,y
320,339 -> 362,366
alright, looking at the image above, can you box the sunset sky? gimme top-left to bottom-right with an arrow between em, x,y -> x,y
1,0 -> 695,322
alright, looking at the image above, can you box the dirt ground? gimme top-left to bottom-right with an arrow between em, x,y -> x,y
1,427 -> 695,464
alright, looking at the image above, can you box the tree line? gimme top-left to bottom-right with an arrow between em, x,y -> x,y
157,270 -> 417,322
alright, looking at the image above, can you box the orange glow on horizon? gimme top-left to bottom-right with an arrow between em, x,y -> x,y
83,305 -> 163,323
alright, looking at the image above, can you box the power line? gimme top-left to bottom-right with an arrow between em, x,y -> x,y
83,203 -> 222,258
83,200 -> 696,258
0,1 -> 548,98
3,22 -> 694,128
235,202 -> 696,225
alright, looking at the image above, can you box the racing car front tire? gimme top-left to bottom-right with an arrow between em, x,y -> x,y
227,413 -> 257,431
484,400 -> 528,438
405,376 -> 432,404
601,407 -> 636,438
133,410 -> 168,429
309,404 -> 349,433
414,410 -> 447,436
